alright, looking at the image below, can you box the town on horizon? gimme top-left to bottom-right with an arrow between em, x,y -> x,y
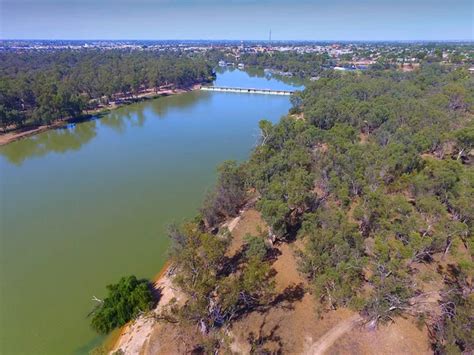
1,1 -> 473,354
2,39 -> 472,75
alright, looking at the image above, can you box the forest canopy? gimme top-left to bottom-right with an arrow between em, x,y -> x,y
168,64 -> 473,353
0,50 -> 214,129
83,62 -> 472,353
90,276 -> 153,334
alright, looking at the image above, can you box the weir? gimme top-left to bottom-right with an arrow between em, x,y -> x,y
201,86 -> 295,95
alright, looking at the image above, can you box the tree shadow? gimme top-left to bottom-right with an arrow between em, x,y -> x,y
270,283 -> 306,309
218,249 -> 246,277
219,241 -> 282,278
150,284 -> 164,308
285,220 -> 302,242
248,320 -> 283,354
190,346 -> 205,354
266,247 -> 282,265
1,119 -> 97,165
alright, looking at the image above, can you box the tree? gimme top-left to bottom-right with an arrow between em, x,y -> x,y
452,124 -> 474,160
0,50 -> 214,129
244,234 -> 269,260
90,276 -> 153,334
201,161 -> 246,229
168,222 -> 274,331
299,206 -> 365,308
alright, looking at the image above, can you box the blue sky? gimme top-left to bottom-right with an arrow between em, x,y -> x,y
1,0 -> 473,40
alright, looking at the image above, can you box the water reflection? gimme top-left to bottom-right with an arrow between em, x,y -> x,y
0,70 -> 300,166
149,90 -> 209,117
100,111 -> 128,133
0,121 -> 97,165
0,68 -> 301,355
101,104 -> 147,132
0,91 -> 210,165
214,67 -> 305,90
245,67 -> 306,87
270,72 -> 306,88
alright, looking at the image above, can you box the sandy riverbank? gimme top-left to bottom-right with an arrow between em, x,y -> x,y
103,261 -> 171,353
110,205 -> 432,354
0,85 -> 201,147
109,214 -> 242,355
109,265 -> 178,354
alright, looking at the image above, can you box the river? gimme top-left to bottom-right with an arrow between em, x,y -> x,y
0,68 -> 303,354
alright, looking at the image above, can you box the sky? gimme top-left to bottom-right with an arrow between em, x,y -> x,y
1,0 -> 473,41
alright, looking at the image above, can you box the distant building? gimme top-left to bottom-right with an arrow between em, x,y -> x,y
218,60 -> 226,67
238,63 -> 245,69
352,60 -> 375,66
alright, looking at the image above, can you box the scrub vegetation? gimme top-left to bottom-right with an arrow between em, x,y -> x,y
96,63 -> 472,354
172,64 -> 473,354
90,276 -> 153,334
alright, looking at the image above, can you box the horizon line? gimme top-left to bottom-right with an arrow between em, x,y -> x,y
2,38 -> 473,43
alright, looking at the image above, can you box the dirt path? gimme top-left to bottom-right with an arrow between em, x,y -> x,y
0,121 -> 70,146
304,314 -> 363,355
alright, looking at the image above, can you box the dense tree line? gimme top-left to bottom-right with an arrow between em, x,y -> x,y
0,50 -> 214,130
239,51 -> 332,77
91,64 -> 472,353
190,64 -> 472,352
247,65 -> 473,352
204,48 -> 332,78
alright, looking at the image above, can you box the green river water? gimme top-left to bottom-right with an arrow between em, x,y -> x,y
0,69 -> 303,354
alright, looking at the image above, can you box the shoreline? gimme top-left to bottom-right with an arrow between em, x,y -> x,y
107,260 -> 173,354
108,214 -> 243,354
0,84 -> 202,147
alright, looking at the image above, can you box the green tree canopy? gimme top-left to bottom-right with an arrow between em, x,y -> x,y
91,275 -> 153,334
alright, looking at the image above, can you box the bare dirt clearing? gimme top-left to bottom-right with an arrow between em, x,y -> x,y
112,208 -> 432,354
304,314 -> 363,355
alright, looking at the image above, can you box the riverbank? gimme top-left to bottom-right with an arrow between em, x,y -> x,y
0,68 -> 301,355
109,212 -> 244,354
0,84 -> 201,147
109,262 -> 177,354
100,261 -> 171,353
110,206 -> 432,354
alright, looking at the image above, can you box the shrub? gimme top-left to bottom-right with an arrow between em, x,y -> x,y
91,275 -> 153,334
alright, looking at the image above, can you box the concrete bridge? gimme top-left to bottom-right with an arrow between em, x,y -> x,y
201,86 -> 295,96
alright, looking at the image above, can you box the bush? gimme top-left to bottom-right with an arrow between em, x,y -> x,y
91,275 -> 153,334
244,234 -> 268,260
201,161 -> 246,229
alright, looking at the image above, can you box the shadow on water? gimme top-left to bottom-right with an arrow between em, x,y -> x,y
100,90 -> 207,131
100,109 -> 145,133
0,120 -> 98,165
214,66 -> 305,91
247,67 -> 306,88
0,68 -> 301,355
0,91 -> 209,165
149,90 -> 209,117
216,66 -> 306,87
100,100 -> 153,132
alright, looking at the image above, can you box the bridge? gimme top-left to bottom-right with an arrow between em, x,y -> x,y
201,86 -> 295,96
